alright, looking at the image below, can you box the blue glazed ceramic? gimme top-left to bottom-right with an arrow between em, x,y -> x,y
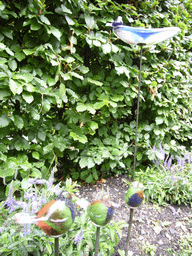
108,16 -> 181,45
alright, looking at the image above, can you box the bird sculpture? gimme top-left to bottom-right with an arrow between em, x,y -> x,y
87,191 -> 116,256
112,16 -> 123,27
14,193 -> 75,237
125,181 -> 144,208
105,16 -> 123,28
87,193 -> 114,226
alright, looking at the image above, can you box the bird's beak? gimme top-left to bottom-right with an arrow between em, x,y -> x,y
106,22 -> 113,27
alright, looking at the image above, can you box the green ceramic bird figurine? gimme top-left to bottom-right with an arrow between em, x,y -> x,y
14,193 -> 75,237
87,192 -> 114,226
125,181 -> 144,208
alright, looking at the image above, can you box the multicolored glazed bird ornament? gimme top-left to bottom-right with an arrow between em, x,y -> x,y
125,181 -> 144,208
14,193 -> 75,238
87,191 -> 116,226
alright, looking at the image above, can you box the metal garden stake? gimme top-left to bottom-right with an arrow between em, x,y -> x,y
107,16 -> 180,255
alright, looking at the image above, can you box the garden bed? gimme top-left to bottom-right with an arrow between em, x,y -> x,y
76,174 -> 192,256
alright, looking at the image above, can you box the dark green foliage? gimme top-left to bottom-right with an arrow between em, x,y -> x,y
0,0 -> 192,189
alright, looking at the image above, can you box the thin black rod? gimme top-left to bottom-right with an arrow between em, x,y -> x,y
95,226 -> 100,256
125,208 -> 134,256
132,45 -> 143,181
55,237 -> 59,256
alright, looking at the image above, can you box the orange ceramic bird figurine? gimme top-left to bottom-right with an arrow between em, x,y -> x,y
14,193 -> 75,238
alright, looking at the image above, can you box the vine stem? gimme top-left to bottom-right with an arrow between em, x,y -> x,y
55,237 -> 59,256
95,226 -> 100,256
125,208 -> 134,256
132,44 -> 144,181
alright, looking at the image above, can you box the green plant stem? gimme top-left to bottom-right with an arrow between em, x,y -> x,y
133,44 -> 144,181
125,208 -> 134,256
95,226 -> 100,256
55,237 -> 59,256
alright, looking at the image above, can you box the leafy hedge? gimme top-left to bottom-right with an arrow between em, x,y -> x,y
0,0 -> 192,196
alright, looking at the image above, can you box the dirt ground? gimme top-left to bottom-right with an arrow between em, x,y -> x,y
76,174 -> 192,256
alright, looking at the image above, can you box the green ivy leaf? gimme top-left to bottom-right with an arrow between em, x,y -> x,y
65,56 -> 75,63
38,130 -> 46,141
15,138 -> 30,151
49,26 -> 61,39
76,103 -> 87,112
89,121 -> 98,130
70,132 -> 87,143
32,151 -> 40,160
14,115 -> 24,129
42,99 -> 51,112
23,49 -> 36,55
61,5 -> 72,14
60,72 -> 71,81
92,168 -> 98,180
0,166 -> 14,178
2,28 -> 13,39
136,151 -> 142,161
87,78 -> 103,86
30,18 -> 41,30
30,107 -> 40,120
85,14 -> 95,28
22,92 -> 34,103
0,115 -> 10,128
43,143 -> 54,154
155,116 -> 164,125
8,59 -> 17,71
39,15 -> 50,25
65,15 -> 75,25
78,65 -> 89,74
87,158 -> 95,168
102,43 -> 111,54
0,90 -> 11,100
80,170 -> 89,179
59,83 -> 66,96
70,71 -> 83,80
15,52 -> 25,61
87,104 -> 96,114
85,173 -> 93,183
94,101 -> 105,109
79,157 -> 88,168
0,57 -> 7,65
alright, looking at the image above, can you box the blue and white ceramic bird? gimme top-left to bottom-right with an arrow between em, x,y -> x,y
106,16 -> 181,46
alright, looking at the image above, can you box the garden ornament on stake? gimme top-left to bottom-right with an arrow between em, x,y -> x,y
124,181 -> 144,255
14,192 -> 75,256
107,16 -> 180,256
107,16 -> 180,181
87,191 -> 115,256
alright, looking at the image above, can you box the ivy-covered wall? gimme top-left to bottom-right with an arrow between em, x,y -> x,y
0,0 -> 192,194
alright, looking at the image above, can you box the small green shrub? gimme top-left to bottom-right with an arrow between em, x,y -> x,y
136,144 -> 192,206
179,233 -> 192,255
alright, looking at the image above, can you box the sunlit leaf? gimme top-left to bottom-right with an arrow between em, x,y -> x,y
0,115 -> 10,128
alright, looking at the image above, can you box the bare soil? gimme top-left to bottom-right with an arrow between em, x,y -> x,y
77,174 -> 192,256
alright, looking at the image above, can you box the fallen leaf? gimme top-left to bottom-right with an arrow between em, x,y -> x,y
162,221 -> 171,226
153,225 -> 162,234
